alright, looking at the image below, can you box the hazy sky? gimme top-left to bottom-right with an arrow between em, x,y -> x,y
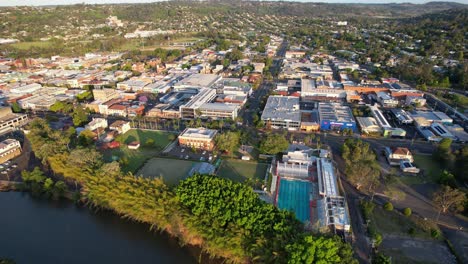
1,0 -> 467,7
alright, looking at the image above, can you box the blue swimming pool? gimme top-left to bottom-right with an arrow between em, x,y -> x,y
276,178 -> 311,222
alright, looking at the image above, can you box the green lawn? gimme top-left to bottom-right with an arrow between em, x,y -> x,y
102,129 -> 175,173
10,41 -> 53,50
217,159 -> 268,183
116,129 -> 174,149
412,154 -> 443,182
136,157 -> 196,187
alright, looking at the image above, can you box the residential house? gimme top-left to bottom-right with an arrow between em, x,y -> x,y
385,147 -> 414,166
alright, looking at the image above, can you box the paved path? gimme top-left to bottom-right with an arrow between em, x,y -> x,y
381,235 -> 456,264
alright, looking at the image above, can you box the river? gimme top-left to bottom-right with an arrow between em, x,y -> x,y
0,192 -> 197,264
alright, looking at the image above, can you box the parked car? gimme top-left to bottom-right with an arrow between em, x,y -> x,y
202,151 -> 206,155
185,155 -> 189,159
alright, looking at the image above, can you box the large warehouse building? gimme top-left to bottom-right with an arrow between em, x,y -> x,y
317,103 -> 356,132
261,96 -> 301,130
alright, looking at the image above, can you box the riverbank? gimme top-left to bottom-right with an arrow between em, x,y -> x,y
0,192 -> 199,264
0,185 -> 220,264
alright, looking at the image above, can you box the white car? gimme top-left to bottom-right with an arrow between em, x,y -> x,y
202,151 -> 206,155
1,171 -> 7,174
181,149 -> 185,153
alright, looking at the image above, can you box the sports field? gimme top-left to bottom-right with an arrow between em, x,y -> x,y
276,179 -> 311,222
217,160 -> 268,183
136,157 -> 196,187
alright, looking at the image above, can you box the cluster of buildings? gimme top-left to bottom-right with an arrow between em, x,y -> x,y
271,146 -> 350,232
261,96 -> 356,133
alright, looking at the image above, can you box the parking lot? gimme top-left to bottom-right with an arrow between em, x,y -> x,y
166,144 -> 215,163
0,160 -> 19,180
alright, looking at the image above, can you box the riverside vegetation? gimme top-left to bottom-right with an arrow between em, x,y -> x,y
26,118 -> 356,263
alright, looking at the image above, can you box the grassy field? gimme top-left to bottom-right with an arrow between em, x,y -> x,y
136,157 -> 196,186
102,129 -> 175,173
217,159 -> 268,183
116,129 -> 174,149
412,154 -> 443,182
116,36 -> 203,51
10,41 -> 53,50
370,205 -> 432,240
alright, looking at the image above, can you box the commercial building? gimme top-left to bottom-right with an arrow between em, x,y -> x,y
356,117 -> 382,134
285,51 -> 306,59
9,83 -> 42,95
411,111 -> 453,126
390,109 -> 413,124
376,92 -> 399,108
261,96 -> 301,130
116,79 -> 149,91
146,104 -> 181,119
17,94 -> 57,110
173,74 -> 222,90
0,107 -> 28,136
109,120 -> 131,135
180,88 -> 217,119
178,127 -> 217,151
317,103 -> 356,132
198,103 -> 239,120
0,139 -> 22,164
85,118 -> 108,131
93,88 -> 120,102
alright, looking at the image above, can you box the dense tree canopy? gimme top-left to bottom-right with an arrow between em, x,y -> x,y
25,118 -> 356,263
259,133 -> 289,154
215,131 -> 240,154
341,139 -> 380,191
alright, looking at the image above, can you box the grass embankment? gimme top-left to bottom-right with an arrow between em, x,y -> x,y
361,200 -> 440,242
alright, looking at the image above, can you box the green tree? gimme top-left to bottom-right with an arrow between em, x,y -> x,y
342,139 -> 380,193
78,129 -> 95,147
438,170 -> 456,187
21,167 -> 46,184
403,208 -> 412,217
433,186 -> 466,218
52,181 -> 67,200
383,202 -> 394,211
11,102 -> 22,113
259,133 -> 289,154
72,106 -> 88,126
43,178 -> 54,197
215,131 -> 240,154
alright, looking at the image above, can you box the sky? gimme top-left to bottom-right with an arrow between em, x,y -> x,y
1,0 -> 467,7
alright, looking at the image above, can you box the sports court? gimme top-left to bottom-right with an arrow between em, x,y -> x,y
276,178 -> 311,222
